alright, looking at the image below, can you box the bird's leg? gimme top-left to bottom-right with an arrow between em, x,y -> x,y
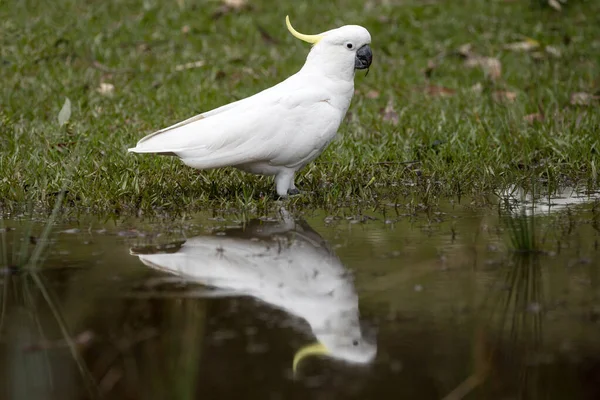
275,170 -> 294,197
288,178 -> 301,196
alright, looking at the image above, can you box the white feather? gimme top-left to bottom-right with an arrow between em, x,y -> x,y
128,21 -> 372,196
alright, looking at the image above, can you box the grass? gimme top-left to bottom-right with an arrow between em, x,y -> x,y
1,0 -> 599,215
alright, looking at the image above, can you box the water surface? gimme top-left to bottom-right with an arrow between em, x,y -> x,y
1,189 -> 600,399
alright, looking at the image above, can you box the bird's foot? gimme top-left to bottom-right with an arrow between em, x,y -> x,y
272,193 -> 288,201
288,188 -> 301,196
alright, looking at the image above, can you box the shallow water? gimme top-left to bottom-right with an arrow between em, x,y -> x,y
1,189 -> 600,399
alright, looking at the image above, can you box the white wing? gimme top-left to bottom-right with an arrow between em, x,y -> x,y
128,77 -> 341,169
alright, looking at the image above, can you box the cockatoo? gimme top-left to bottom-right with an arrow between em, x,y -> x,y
130,209 -> 377,369
128,16 -> 372,197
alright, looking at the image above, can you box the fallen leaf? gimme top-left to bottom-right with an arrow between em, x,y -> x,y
213,0 -> 250,18
524,113 -> 544,123
545,45 -> 561,58
223,0 -> 247,8
425,85 -> 456,97
570,92 -> 600,106
465,56 -> 502,80
381,98 -> 399,125
97,82 -> 115,96
457,43 -> 473,57
424,58 -> 438,78
548,0 -> 562,11
531,51 -> 546,61
493,90 -> 517,102
471,82 -> 483,93
58,98 -> 71,126
174,60 -> 205,71
366,90 -> 380,99
504,38 -> 540,52
181,25 -> 190,34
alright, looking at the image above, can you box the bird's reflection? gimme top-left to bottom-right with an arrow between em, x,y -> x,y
130,209 -> 376,369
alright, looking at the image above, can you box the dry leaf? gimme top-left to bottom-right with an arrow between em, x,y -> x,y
425,85 -> 456,97
504,38 -> 540,52
213,0 -> 250,17
471,82 -> 483,93
223,0 -> 247,8
548,0 -> 562,11
524,113 -> 544,123
381,98 -> 399,125
58,98 -> 71,126
483,58 -> 502,80
465,56 -> 502,80
366,90 -> 380,99
97,82 -> 115,96
424,58 -> 438,78
493,90 -> 517,102
545,45 -> 561,58
570,92 -> 600,106
174,60 -> 205,71
458,43 -> 501,80
181,25 -> 190,34
457,43 -> 473,57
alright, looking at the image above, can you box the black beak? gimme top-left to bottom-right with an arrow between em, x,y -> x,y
355,44 -> 372,70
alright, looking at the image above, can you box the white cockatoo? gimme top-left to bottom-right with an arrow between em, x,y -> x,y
128,16 -> 372,197
130,209 -> 377,369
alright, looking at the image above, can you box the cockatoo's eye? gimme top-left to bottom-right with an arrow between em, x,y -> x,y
352,340 -> 359,346
346,42 -> 354,50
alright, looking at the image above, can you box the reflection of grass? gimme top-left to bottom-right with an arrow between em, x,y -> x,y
506,214 -> 540,253
1,203 -> 99,396
446,252 -> 546,399
491,253 -> 545,399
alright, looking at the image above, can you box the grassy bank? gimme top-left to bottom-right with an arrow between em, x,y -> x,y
1,0 -> 599,215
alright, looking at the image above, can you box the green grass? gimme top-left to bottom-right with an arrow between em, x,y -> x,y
1,0 -> 599,215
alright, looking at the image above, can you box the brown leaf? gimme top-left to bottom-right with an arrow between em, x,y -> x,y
465,56 -> 502,80
381,98 -> 399,125
545,45 -> 561,58
425,85 -> 456,97
223,0 -> 247,9
424,58 -> 438,78
471,82 -> 483,93
457,43 -> 473,58
174,60 -> 205,71
212,0 -> 251,18
493,90 -> 517,102
504,38 -> 540,52
548,0 -> 562,11
570,92 -> 600,106
524,113 -> 544,123
181,25 -> 190,34
97,82 -> 115,96
366,90 -> 380,99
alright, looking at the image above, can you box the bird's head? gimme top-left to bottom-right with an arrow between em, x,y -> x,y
286,16 -> 372,80
292,309 -> 377,374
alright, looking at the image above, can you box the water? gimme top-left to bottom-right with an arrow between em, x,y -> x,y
1,189 -> 600,399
